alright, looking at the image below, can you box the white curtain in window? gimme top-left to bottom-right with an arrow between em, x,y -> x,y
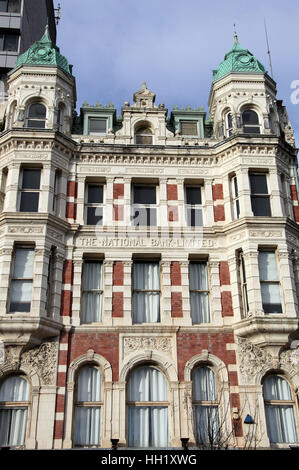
74,407 -> 101,446
190,263 -> 210,323
193,367 -> 217,401
127,367 -> 168,447
10,280 -> 33,305
263,376 -> 297,443
0,376 -> 29,447
13,249 -> 34,278
258,252 -> 278,281
74,367 -> 102,446
133,263 -> 160,323
0,409 -> 28,446
82,262 -> 102,323
128,406 -> 168,448
194,405 -> 220,444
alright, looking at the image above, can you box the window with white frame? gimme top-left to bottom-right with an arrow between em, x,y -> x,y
26,103 -> 46,129
180,120 -> 198,136
132,185 -> 157,227
225,113 -> 233,137
242,110 -> 260,134
127,365 -> 168,448
249,173 -> 271,216
189,262 -> 210,323
258,250 -> 282,314
9,247 -> 34,313
88,118 -> 107,135
263,375 -> 298,444
85,183 -> 104,225
193,367 -> 220,446
239,252 -> 249,317
132,262 -> 160,323
19,168 -> 41,212
185,186 -> 203,227
74,366 -> 102,446
0,0 -> 21,12
82,261 -> 103,323
231,175 -> 240,219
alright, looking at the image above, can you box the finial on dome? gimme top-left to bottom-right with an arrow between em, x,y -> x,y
142,81 -> 147,90
233,23 -> 239,44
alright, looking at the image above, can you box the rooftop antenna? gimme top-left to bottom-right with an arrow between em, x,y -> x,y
54,3 -> 61,25
264,17 -> 274,78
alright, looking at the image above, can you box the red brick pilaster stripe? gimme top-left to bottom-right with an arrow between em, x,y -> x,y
53,329 -> 70,445
291,184 -> 299,222
66,180 -> 78,221
112,261 -> 124,317
167,183 -> 179,222
113,183 -> 124,222
219,261 -> 233,317
170,261 -> 183,317
212,183 -> 225,222
60,260 -> 73,318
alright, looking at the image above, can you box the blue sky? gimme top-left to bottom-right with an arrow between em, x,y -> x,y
55,0 -> 299,143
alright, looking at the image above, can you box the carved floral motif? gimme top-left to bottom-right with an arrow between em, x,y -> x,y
124,336 -> 172,355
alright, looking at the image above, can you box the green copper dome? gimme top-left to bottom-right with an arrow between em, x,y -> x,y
213,34 -> 266,82
15,25 -> 72,75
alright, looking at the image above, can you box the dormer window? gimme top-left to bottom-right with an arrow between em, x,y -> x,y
26,103 -> 46,129
180,120 -> 198,136
88,118 -> 107,135
135,126 -> 153,145
242,110 -> 260,134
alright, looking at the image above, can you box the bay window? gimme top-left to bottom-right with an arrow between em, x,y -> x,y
258,250 -> 282,313
9,247 -> 34,313
249,173 -> 271,217
19,168 -> 41,212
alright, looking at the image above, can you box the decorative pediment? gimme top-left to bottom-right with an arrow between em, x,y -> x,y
133,81 -> 156,108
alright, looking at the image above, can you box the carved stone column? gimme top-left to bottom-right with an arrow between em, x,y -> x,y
269,169 -> 284,217
238,168 -> 253,217
76,176 -> 86,225
103,260 -> 113,325
160,260 -> 171,325
278,249 -> 298,317
243,250 -> 263,316
3,162 -> 20,212
209,260 -> 222,325
204,178 -> 214,227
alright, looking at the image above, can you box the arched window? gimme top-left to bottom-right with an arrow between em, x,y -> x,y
127,365 -> 168,447
193,367 -> 220,445
135,126 -> 153,145
225,113 -> 233,137
0,375 -> 30,447
241,110 -> 260,134
74,366 -> 102,446
26,103 -> 46,129
263,375 -> 298,443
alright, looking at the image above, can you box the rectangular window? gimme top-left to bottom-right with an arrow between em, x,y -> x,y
239,252 -> 249,316
180,120 -> 198,136
45,247 -> 55,316
0,33 -> 19,52
85,184 -> 103,225
250,173 -> 271,216
19,169 -> 41,212
185,186 -> 203,227
132,262 -> 160,323
9,247 -> 34,312
82,261 -> 103,323
258,251 -> 282,314
189,262 -> 210,323
88,118 -> 107,135
132,185 -> 157,226
231,176 -> 240,219
52,170 -> 60,215
0,0 -> 21,13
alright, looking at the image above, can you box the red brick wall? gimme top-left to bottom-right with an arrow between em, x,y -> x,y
167,184 -> 178,201
221,291 -> 234,316
113,204 -> 124,221
60,290 -> 73,317
170,262 -> 181,286
212,184 -> 224,201
113,262 -> 124,286
112,292 -> 124,317
67,181 -> 78,198
294,206 -> 299,222
171,292 -> 183,317
168,205 -> 178,222
219,262 -> 230,286
290,184 -> 298,201
62,260 -> 73,285
214,205 -> 225,222
113,183 -> 124,199
65,202 -> 77,220
69,333 -> 119,381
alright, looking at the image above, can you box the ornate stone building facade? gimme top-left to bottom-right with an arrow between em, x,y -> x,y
0,30 -> 298,449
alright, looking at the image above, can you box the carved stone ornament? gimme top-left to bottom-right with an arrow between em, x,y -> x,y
0,341 -> 4,365
1,341 -> 58,385
124,336 -> 172,355
237,337 -> 274,383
